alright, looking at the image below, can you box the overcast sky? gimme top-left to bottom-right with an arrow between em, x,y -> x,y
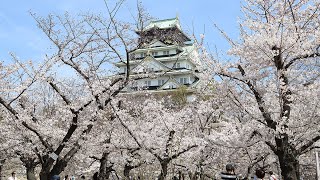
0,0 -> 242,62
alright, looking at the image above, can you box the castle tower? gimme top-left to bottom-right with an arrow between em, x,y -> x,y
115,17 -> 201,94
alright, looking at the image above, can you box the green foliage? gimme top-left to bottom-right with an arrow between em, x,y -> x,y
171,86 -> 188,105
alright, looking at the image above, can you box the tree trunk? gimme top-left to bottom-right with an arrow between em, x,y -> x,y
39,170 -> 50,180
0,159 -> 5,180
123,162 -> 142,180
158,161 -> 168,180
26,166 -> 37,180
19,156 -> 39,180
275,137 -> 300,180
97,152 -> 113,180
277,152 -> 300,180
188,171 -> 200,180
178,171 -> 185,180
123,164 -> 133,179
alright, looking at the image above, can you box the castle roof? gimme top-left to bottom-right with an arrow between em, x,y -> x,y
136,17 -> 191,46
144,18 -> 181,31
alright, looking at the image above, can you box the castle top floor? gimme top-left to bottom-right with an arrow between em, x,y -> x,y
136,17 -> 191,47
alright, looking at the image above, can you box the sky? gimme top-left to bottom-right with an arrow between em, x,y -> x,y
0,0 -> 242,63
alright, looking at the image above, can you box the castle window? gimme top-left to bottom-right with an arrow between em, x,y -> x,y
179,78 -> 184,84
158,79 -> 165,86
184,78 -> 188,84
131,81 -> 138,89
152,52 -> 158,56
180,77 -> 188,84
143,67 -> 154,73
144,80 -> 151,86
140,52 -> 146,58
163,51 -> 169,55
173,62 -> 180,69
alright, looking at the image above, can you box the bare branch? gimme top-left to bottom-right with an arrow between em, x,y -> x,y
285,52 -> 320,69
298,133 -> 320,155
111,102 -> 142,148
170,144 -> 198,160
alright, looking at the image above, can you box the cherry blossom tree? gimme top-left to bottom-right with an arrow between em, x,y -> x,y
75,95 -> 203,180
111,98 -> 200,180
77,110 -> 147,180
206,0 -> 320,179
0,1 -> 135,179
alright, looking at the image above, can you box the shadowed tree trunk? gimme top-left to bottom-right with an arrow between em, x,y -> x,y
0,159 -> 5,180
123,148 -> 142,180
275,136 -> 300,180
151,131 -> 197,180
278,152 -> 299,180
20,156 -> 38,180
158,160 -> 169,180
123,165 -> 132,180
92,151 -> 114,180
26,166 -> 37,180
123,163 -> 142,179
178,171 -> 185,180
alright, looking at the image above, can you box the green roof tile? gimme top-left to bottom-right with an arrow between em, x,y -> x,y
144,17 -> 181,30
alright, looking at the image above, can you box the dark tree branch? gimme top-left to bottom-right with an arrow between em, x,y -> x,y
111,103 -> 142,148
265,141 -> 277,153
0,97 -> 53,151
298,133 -> 320,155
170,144 -> 198,160
165,130 -> 175,156
237,65 -> 276,130
22,121 -> 53,152
48,81 -> 72,106
285,52 -> 320,69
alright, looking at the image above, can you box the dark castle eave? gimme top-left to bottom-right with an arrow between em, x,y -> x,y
136,26 -> 191,42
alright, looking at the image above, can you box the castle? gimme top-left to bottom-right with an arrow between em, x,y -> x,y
115,17 -> 201,94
